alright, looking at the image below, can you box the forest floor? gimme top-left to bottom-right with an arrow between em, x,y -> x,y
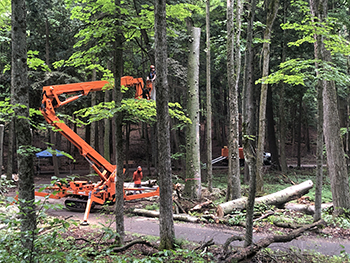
6,164 -> 350,262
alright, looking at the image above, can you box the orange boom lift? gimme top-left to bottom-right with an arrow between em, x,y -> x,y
36,77 -> 158,225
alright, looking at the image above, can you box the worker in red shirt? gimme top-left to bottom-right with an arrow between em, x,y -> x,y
133,166 -> 143,194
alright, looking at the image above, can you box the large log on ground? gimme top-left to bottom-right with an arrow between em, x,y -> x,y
133,208 -> 199,223
216,180 -> 313,217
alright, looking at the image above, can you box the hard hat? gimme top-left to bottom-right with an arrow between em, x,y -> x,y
137,166 -> 142,171
150,65 -> 155,69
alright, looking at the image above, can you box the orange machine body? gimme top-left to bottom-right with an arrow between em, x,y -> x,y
221,146 -> 244,160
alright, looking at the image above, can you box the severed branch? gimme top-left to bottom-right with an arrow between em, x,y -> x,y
173,198 -> 187,214
111,239 -> 158,253
225,219 -> 324,262
133,208 -> 199,223
194,238 -> 215,252
253,211 -> 275,222
223,235 -> 245,253
190,200 -> 213,212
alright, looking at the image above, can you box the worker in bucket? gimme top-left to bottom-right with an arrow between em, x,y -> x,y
147,65 -> 156,82
133,166 -> 143,194
146,65 -> 156,100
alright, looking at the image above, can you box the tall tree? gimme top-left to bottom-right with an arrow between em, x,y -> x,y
256,0 -> 279,192
243,0 -> 257,246
114,0 -> 125,246
242,0 -> 257,184
310,0 -> 350,215
155,0 -> 175,250
184,21 -> 202,200
206,0 -> 213,193
11,0 -> 36,260
226,0 -> 242,201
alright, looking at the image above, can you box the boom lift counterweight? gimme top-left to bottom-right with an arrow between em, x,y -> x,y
37,77 -> 158,225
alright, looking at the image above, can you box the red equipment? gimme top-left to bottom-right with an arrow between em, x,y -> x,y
37,77 -> 159,225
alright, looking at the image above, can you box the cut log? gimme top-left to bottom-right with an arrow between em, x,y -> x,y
225,219 -> 324,262
190,200 -> 213,211
133,208 -> 199,223
216,180 -> 313,217
284,202 -> 333,215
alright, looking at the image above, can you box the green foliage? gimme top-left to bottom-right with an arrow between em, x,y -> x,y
17,145 -> 42,157
74,99 -> 190,128
0,98 -> 13,122
256,59 -> 350,87
0,177 -> 16,198
27,51 -> 51,71
145,203 -> 159,211
0,0 -> 10,30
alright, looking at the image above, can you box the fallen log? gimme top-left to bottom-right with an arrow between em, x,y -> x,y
133,208 -> 200,223
190,200 -> 213,212
216,180 -> 313,217
284,202 -> 333,215
225,219 -> 324,262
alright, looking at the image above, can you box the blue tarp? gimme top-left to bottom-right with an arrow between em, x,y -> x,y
36,150 -> 65,159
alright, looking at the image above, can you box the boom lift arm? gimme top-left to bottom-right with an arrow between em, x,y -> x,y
38,77 -> 159,225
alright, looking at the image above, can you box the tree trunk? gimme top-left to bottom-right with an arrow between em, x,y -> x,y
216,180 -> 313,217
309,0 -> 324,222
90,69 -> 97,174
266,85 -> 280,169
184,24 -> 202,200
114,0 -> 125,246
11,0 -> 36,259
226,0 -> 241,201
0,124 -> 4,175
242,0 -> 257,248
104,89 -> 110,162
313,0 -> 350,215
206,0 -> 213,193
242,0 -> 257,185
155,0 -> 175,250
50,130 -> 60,177
6,119 -> 15,180
256,0 -> 279,193
278,83 -> 288,173
297,93 -> 302,168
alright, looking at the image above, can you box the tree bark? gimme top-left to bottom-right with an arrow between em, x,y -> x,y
206,0 -> 213,193
216,180 -> 313,217
155,0 -> 175,250
6,119 -> 15,180
114,0 -> 125,246
309,0 -> 324,222
104,89 -> 111,162
0,124 -> 4,174
12,0 -> 36,259
242,0 -> 257,184
133,209 -> 200,223
266,86 -> 280,169
50,130 -> 60,177
256,0 -> 279,192
226,0 -> 241,201
184,23 -> 202,200
312,0 -> 350,215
